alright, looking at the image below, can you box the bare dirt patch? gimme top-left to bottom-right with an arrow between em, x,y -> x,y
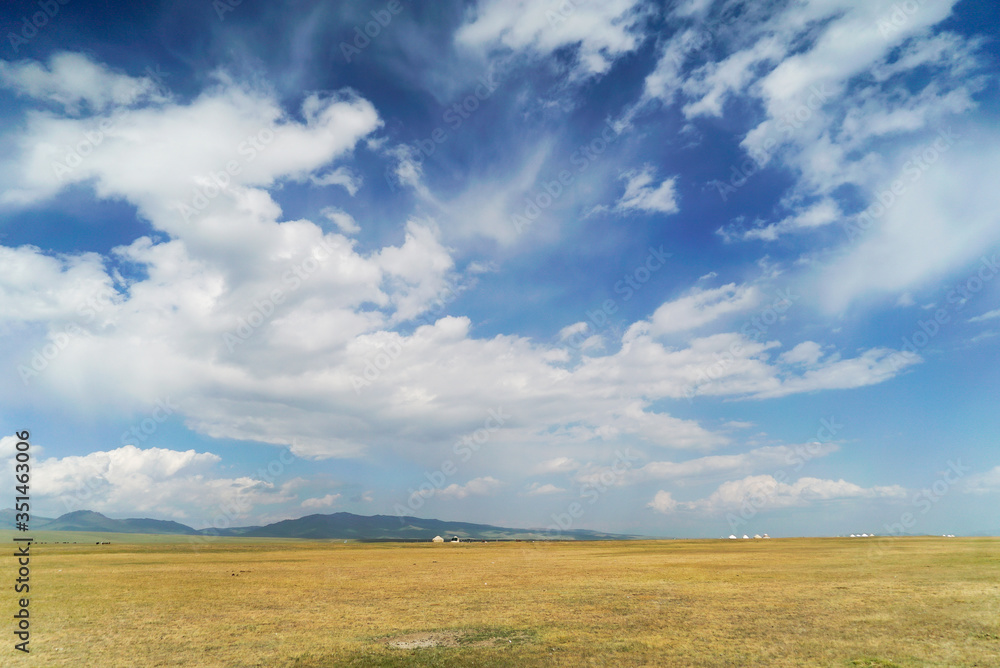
384,628 -> 535,649
384,631 -> 461,649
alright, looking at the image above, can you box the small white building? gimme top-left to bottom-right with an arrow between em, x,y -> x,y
432,535 -> 444,543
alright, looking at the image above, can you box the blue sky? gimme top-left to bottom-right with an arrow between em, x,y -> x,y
1,0 -> 998,538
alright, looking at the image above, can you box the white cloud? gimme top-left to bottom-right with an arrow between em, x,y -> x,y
658,474 -> 907,514
778,341 -> 824,367
647,283 -> 760,335
310,166 -> 361,195
648,490 -> 678,513
634,0 -> 993,311
1,72 -> 380,216
321,207 -> 361,234
616,166 -> 679,214
962,466 -> 1000,495
580,443 -> 839,488
968,309 -> 1000,324
533,457 -> 580,475
27,445 -> 290,522
434,476 -> 503,500
816,136 -> 1000,312
559,322 -> 589,340
0,52 -> 168,113
579,330 -> 920,402
0,53 -> 926,473
0,434 -> 43,459
738,199 -> 841,242
963,466 -> 1000,494
524,483 -> 565,496
456,0 -> 650,78
301,493 -> 342,509
0,247 -> 116,323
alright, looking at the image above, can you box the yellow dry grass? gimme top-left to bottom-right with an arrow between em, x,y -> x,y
2,533 -> 998,666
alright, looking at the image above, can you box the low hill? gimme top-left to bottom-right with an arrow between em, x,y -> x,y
36,510 -> 200,535
3,509 -> 638,541
232,512 -> 634,541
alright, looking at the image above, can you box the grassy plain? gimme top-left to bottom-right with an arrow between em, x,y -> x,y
1,532 -> 998,667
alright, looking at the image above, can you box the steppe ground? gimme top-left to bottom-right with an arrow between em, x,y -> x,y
2,532 -> 998,667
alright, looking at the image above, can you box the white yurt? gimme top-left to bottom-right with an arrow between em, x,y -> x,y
432,535 -> 444,543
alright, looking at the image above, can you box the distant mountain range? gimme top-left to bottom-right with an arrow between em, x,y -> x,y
1,509 -> 637,541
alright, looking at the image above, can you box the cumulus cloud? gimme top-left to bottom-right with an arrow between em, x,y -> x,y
648,490 -> 678,513
0,53 -> 925,484
650,474 -> 906,514
27,445 -> 291,522
0,434 -> 43,459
